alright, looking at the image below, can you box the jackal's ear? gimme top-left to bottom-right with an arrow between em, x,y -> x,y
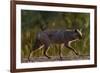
74,29 -> 80,33
74,29 -> 82,38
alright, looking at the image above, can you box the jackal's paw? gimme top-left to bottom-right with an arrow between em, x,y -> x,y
76,52 -> 80,56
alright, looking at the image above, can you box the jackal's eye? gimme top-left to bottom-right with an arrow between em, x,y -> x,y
74,29 -> 77,32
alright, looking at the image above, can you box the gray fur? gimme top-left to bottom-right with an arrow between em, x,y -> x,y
28,29 -> 82,60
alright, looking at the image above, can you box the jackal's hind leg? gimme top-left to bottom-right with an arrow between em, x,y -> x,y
28,50 -> 33,62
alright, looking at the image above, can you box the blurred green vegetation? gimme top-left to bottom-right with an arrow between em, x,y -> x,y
21,10 -> 90,59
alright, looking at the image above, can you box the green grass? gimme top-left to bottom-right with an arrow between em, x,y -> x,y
21,10 -> 90,60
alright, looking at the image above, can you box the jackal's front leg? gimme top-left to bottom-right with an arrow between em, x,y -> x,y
43,45 -> 51,59
67,46 -> 79,55
65,44 -> 79,55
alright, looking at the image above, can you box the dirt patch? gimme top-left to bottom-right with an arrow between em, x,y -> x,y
21,55 -> 90,63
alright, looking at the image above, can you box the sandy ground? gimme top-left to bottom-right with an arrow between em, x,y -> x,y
21,54 -> 90,63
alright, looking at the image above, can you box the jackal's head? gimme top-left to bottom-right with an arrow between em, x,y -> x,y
75,29 -> 82,39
